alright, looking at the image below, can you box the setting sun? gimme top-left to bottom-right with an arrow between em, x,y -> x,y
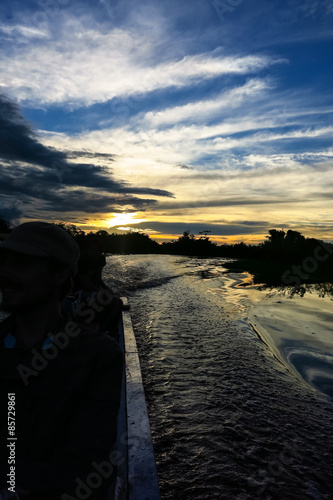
107,212 -> 146,228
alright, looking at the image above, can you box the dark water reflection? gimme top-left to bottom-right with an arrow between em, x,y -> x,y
286,345 -> 333,397
259,282 -> 333,298
248,288 -> 333,399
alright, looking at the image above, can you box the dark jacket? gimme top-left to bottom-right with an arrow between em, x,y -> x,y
0,315 -> 123,499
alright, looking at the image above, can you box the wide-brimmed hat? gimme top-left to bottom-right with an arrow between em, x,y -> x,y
0,222 -> 80,274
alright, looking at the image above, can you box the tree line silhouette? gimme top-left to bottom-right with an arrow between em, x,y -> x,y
1,217 -> 332,285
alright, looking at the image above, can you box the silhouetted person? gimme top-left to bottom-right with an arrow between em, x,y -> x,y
0,222 -> 123,500
71,239 -> 122,339
75,238 -> 106,292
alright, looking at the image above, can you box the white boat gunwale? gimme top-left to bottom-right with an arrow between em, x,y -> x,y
111,297 -> 161,500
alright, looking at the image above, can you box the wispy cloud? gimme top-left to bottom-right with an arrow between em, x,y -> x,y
0,18 -> 283,106
52,117 -> 331,171
0,24 -> 49,40
143,79 -> 273,126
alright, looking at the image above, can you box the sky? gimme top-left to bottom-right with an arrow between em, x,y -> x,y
0,0 -> 332,244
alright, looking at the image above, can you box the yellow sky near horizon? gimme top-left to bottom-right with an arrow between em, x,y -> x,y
64,214 -> 333,245
36,130 -> 333,245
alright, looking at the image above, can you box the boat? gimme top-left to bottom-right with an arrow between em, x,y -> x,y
108,297 -> 161,500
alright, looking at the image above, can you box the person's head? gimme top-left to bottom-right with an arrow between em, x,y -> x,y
0,222 -> 80,313
81,237 -> 103,259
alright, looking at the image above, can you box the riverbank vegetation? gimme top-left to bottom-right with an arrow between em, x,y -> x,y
1,217 -> 332,286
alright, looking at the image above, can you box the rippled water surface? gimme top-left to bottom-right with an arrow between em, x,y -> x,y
104,255 -> 333,500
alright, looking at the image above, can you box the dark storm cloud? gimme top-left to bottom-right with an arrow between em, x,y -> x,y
0,200 -> 22,226
68,151 -> 117,160
236,220 -> 270,226
156,197 -> 295,211
0,94 -> 173,220
0,162 -> 159,214
0,94 -> 68,168
112,221 -> 272,236
177,163 -> 193,170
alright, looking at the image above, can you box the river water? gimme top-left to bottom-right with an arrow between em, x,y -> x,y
104,254 -> 333,500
